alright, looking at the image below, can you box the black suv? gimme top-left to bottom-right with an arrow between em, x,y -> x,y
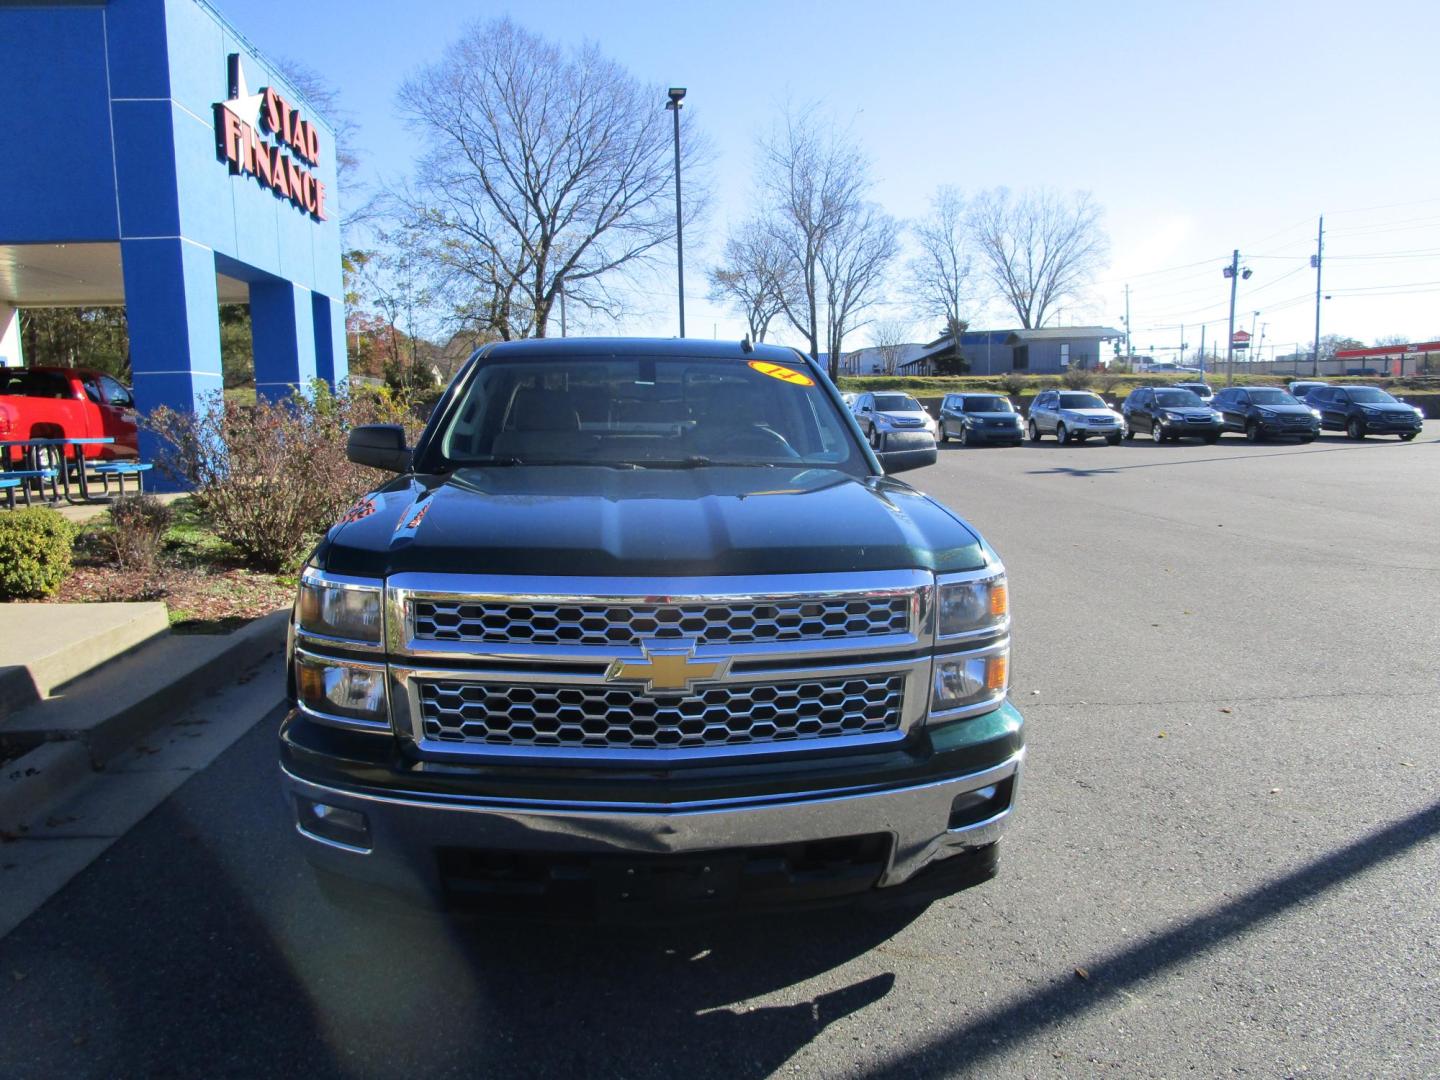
1210,386 -> 1319,442
1121,387 -> 1222,443
938,393 -> 1024,446
1307,385 -> 1422,440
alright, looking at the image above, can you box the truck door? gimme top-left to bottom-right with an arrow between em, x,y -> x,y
97,375 -> 140,458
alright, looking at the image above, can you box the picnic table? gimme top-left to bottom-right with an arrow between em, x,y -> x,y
0,436 -> 116,504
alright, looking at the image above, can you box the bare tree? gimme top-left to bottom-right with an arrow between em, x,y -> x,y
868,317 -> 915,375
1374,334 -> 1409,347
967,188 -> 1108,329
820,202 -> 901,376
397,18 -> 705,339
756,106 -> 898,377
756,107 -> 864,367
708,219 -> 792,342
909,185 -> 974,359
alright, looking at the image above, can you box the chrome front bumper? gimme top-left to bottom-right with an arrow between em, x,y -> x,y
281,749 -> 1022,903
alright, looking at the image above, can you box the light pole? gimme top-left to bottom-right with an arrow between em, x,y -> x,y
666,87 -> 687,338
1222,250 -> 1253,386
1310,215 -> 1324,377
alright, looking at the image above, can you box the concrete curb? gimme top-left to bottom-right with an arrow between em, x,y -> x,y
81,609 -> 289,767
1,742 -> 92,834
0,609 -> 288,833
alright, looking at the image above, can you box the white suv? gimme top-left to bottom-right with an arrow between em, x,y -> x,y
1027,390 -> 1124,445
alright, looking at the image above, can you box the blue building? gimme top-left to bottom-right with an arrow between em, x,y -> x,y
0,0 -> 347,474
900,327 -> 1125,375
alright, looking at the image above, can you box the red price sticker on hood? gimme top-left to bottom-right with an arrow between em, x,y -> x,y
748,360 -> 814,386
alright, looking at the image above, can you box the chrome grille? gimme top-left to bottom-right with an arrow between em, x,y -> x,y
411,595 -> 912,647
416,674 -> 904,750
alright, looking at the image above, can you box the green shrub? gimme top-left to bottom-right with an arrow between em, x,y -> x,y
0,508 -> 75,600
105,495 -> 174,576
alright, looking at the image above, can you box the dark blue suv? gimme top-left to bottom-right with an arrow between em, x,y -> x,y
1307,385 -> 1422,441
1211,386 -> 1319,442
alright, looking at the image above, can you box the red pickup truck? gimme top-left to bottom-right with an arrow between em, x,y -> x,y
0,366 -> 139,464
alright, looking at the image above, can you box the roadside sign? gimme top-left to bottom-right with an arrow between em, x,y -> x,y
1232,330 -> 1251,350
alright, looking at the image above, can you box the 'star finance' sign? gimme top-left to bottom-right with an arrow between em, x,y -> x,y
213,55 -> 328,221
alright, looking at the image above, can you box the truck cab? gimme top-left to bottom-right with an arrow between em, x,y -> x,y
0,366 -> 138,462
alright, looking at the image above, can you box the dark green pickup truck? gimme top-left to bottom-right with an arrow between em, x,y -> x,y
281,338 -> 1023,917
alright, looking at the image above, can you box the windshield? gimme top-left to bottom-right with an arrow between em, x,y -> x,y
963,396 -> 1014,413
873,394 -> 922,412
1247,388 -> 1296,405
426,354 -> 867,474
1346,387 -> 1396,404
1153,390 -> 1204,407
1058,393 -> 1106,410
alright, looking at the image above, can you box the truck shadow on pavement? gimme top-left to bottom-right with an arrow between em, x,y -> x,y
0,711 -> 920,1080
4,711 -> 1435,1079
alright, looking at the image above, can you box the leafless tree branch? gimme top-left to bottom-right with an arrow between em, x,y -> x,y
395,18 -> 707,339
967,188 -> 1109,329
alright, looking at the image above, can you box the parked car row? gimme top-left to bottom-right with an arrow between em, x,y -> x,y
850,381 -> 1424,453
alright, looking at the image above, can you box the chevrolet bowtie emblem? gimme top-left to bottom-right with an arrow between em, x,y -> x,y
604,644 -> 731,695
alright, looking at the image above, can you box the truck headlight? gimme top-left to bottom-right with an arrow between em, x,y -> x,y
937,573 -> 1008,639
296,652 -> 389,727
931,645 -> 1009,713
297,568 -> 382,643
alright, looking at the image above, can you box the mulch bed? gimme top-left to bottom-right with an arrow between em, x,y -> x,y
52,564 -> 292,633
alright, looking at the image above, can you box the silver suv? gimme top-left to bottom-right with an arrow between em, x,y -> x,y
1027,390 -> 1124,445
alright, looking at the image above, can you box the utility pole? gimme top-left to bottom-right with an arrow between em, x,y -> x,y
1310,215 -> 1324,377
1179,323 -> 1185,368
559,283 -> 567,338
1124,285 -> 1132,358
1224,250 -> 1240,386
1198,325 -> 1206,374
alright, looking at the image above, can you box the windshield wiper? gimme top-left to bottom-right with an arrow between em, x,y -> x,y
641,457 -> 788,469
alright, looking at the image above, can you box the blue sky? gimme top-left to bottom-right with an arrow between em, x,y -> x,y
220,0 -> 1440,356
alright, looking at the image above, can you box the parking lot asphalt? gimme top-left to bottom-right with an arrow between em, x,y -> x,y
1,426 -> 1437,1079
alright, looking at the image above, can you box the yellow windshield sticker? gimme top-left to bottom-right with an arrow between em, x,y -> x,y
748,360 -> 815,386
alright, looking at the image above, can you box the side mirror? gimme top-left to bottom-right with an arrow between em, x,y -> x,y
876,430 -> 937,474
347,424 -> 411,472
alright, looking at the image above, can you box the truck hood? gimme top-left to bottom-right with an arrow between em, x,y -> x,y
319,465 -> 987,579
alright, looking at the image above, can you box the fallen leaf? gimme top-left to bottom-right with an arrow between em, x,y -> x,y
1219,707 -> 1232,714
1074,967 -> 1089,981
1157,732 -> 1167,739
1400,761 -> 1415,768
1269,787 -> 1282,794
